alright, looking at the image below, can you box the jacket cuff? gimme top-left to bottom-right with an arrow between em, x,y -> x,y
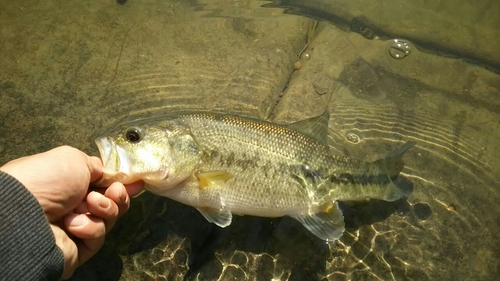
0,171 -> 64,280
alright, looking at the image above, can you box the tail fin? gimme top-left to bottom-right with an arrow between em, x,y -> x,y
384,176 -> 414,201
373,141 -> 416,179
373,141 -> 416,201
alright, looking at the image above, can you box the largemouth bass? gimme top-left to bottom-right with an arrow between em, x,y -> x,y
95,112 -> 415,241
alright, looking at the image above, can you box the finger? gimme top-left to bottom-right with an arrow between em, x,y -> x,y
50,225 -> 78,280
87,156 -> 104,183
88,180 -> 144,197
86,191 -> 120,231
125,181 -> 145,197
62,214 -> 106,269
74,201 -> 89,214
74,236 -> 105,266
104,182 -> 131,217
64,214 -> 106,240
86,186 -> 107,195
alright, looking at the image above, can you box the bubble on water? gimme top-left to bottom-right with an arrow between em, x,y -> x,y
388,39 -> 412,59
302,52 -> 310,60
346,132 -> 360,143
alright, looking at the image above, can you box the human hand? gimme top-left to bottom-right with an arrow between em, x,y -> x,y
0,146 -> 143,279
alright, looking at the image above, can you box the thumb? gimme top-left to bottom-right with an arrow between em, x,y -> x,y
50,224 -> 78,280
87,156 -> 104,183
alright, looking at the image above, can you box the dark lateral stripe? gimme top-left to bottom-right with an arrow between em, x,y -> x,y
329,173 -> 391,186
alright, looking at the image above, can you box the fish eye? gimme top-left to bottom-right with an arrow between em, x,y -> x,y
125,127 -> 143,143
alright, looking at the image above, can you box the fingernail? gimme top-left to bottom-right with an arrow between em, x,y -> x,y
118,184 -> 123,202
69,215 -> 88,227
119,185 -> 127,204
98,196 -> 110,209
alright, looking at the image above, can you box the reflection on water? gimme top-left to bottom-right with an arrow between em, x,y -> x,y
0,0 -> 498,280
264,0 -> 500,73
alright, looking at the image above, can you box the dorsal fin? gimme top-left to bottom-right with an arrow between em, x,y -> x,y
286,111 -> 330,144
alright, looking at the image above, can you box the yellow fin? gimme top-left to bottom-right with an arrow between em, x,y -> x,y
196,171 -> 233,189
319,200 -> 334,213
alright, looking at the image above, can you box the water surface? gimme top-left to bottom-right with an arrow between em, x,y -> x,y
0,0 -> 498,280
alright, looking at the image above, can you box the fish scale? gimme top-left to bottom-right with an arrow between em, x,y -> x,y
183,114 -> 322,211
96,111 -> 415,241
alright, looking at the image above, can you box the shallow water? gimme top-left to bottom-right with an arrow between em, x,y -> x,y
0,0 -> 499,280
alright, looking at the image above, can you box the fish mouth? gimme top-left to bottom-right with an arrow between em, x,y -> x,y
95,137 -> 115,170
95,137 -> 131,186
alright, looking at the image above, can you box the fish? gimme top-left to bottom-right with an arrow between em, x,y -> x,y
95,111 -> 415,242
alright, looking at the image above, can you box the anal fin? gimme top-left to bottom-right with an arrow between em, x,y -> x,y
290,200 -> 345,242
196,206 -> 233,227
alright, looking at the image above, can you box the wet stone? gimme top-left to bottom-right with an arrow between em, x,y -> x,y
369,252 -> 399,280
362,251 -> 378,266
151,275 -> 167,281
230,251 -> 248,266
197,259 -> 223,280
150,248 -> 164,263
223,266 -> 246,280
173,250 -> 188,265
413,203 -> 432,220
374,235 -> 391,252
351,240 -> 370,260
294,61 -> 302,70
446,203 -> 456,212
338,58 -> 385,100
256,254 -> 276,280
349,17 -> 376,40
313,75 -> 334,95
326,273 -> 348,281
361,27 -> 375,39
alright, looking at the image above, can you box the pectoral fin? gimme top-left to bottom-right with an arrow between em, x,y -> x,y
290,200 -> 345,242
196,171 -> 233,189
196,206 -> 233,227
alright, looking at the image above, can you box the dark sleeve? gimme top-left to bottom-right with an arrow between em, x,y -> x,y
0,171 -> 64,281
